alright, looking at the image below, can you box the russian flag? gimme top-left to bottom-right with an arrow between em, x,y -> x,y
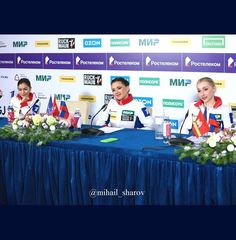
192,110 -> 210,138
59,101 -> 69,119
209,113 -> 220,132
46,95 -> 53,115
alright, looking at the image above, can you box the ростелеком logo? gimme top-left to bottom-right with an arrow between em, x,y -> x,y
185,57 -> 191,67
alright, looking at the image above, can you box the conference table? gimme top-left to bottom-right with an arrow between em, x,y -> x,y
0,117 -> 236,205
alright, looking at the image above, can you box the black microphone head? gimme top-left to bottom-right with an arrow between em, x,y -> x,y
101,103 -> 108,110
168,138 -> 194,146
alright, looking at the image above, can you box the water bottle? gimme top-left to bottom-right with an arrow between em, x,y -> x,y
7,104 -> 14,123
163,115 -> 171,143
73,108 -> 82,129
154,110 -> 164,139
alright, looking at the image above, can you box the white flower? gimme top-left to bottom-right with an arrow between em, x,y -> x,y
46,116 -> 57,126
220,150 -> 227,157
184,146 -> 191,151
36,141 -> 43,146
208,138 -> 216,148
17,120 -> 23,126
231,136 -> 236,146
227,144 -> 234,152
212,152 -> 218,158
214,133 -> 221,143
32,114 -> 43,126
42,122 -> 49,129
49,125 -> 56,131
193,151 -> 200,156
12,124 -> 18,130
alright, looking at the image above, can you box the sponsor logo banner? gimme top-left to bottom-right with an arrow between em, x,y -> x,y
79,95 -> 96,102
170,119 -> 179,129
0,54 -> 15,68
13,41 -> 28,48
36,75 -> 52,81
84,74 -> 102,85
74,53 -> 106,70
107,53 -> 142,71
225,54 -> 236,73
134,97 -> 153,107
0,41 -> 7,48
35,41 -> 50,47
169,78 -> 191,86
169,38 -> 191,46
54,94 -> 71,101
202,36 -> 225,48
104,94 -> 113,104
139,38 -> 159,46
44,53 -> 73,69
110,38 -> 130,47
16,53 -> 42,69
143,53 -> 181,71
163,99 -> 184,108
58,38 -> 75,49
59,76 -> 76,82
214,80 -> 225,88
139,77 -> 160,86
83,38 -> 102,48
183,53 -> 224,72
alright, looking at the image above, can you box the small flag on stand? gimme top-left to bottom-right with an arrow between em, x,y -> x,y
59,101 -> 69,119
46,95 -> 53,115
192,110 -> 210,138
52,96 -> 60,117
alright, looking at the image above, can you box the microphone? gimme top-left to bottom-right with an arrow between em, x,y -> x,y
81,103 -> 108,135
168,110 -> 194,145
21,99 -> 40,119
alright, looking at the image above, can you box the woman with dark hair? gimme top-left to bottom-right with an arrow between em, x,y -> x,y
9,78 -> 41,119
96,77 -> 154,129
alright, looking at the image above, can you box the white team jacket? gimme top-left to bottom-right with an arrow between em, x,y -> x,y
181,96 -> 233,134
9,92 -> 41,118
96,95 -> 154,129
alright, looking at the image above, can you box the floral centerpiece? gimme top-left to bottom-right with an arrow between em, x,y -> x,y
175,129 -> 236,165
0,114 -> 81,146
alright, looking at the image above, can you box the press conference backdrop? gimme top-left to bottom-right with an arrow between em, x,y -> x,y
0,34 -> 236,132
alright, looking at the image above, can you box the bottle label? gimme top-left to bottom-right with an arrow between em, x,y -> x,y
163,121 -> 171,137
8,111 -> 14,122
7,106 -> 14,123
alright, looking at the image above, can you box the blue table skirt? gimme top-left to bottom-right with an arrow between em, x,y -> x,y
1,133 -> 236,205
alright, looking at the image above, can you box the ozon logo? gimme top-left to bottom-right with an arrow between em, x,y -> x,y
83,39 -> 102,48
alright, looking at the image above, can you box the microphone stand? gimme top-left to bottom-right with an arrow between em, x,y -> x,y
81,104 -> 107,136
19,99 -> 40,120
168,110 -> 194,145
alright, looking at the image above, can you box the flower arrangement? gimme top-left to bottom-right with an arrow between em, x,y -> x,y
175,129 -> 236,165
0,114 -> 81,146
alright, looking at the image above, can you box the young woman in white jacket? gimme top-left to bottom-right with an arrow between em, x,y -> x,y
96,77 -> 154,129
9,78 -> 40,119
181,77 -> 233,134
